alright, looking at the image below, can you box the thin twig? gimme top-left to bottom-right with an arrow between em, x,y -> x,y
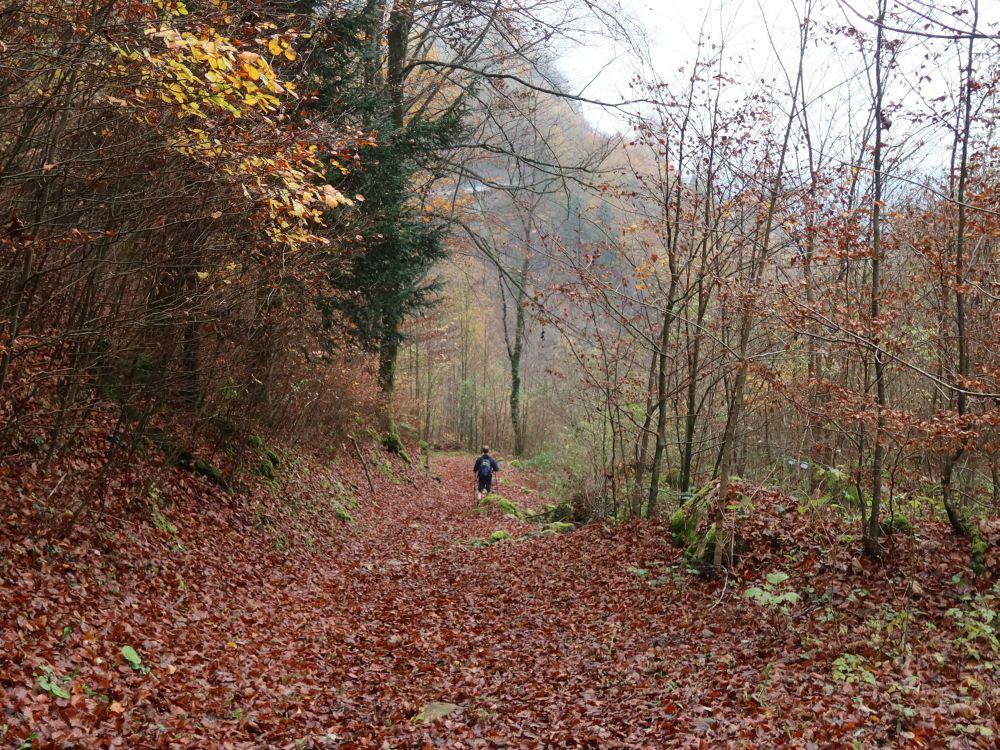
709,568 -> 730,610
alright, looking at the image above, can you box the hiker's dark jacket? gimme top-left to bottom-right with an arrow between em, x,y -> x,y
474,454 -> 499,477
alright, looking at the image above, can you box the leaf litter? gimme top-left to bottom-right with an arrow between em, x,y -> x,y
1,449 -> 998,748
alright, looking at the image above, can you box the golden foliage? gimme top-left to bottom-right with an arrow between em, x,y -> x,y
101,2 -> 360,251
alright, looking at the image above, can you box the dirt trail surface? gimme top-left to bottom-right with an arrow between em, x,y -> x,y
2,454 -> 997,748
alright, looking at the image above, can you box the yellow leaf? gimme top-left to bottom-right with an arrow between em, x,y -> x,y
267,37 -> 283,56
196,271 -> 209,280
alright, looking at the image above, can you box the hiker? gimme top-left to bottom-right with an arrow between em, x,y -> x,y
474,446 -> 500,502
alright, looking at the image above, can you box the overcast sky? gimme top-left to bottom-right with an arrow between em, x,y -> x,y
556,0 -> 1000,142
556,0 -> 828,131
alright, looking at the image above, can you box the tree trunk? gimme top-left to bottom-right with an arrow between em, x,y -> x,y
939,0 -> 978,537
864,0 -> 888,558
378,327 -> 399,395
423,341 -> 433,442
712,0 -> 809,567
680,289 -> 708,492
181,319 -> 201,407
647,282 -> 677,518
386,0 -> 411,129
507,255 -> 530,456
632,347 -> 658,517
373,0 -> 413,397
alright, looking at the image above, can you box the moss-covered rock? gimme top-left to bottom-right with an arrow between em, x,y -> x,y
542,521 -> 575,534
331,479 -> 359,509
331,501 -> 353,523
249,435 -> 281,480
468,529 -> 512,547
147,427 -> 193,470
382,426 -> 404,454
254,458 -> 276,479
382,421 -> 412,464
669,507 -> 698,548
667,480 -> 747,569
496,496 -> 524,519
194,459 -> 229,491
682,522 -> 746,570
684,522 -> 717,565
880,513 -> 913,535
667,481 -> 718,550
376,455 -> 398,483
527,502 -> 572,523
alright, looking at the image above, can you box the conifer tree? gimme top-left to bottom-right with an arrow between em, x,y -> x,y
304,1 -> 466,393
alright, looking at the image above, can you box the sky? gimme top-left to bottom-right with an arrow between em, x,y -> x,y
556,0 -> 1000,143
556,0 -> 831,132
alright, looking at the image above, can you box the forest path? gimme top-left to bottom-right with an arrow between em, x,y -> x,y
7,451 -> 694,750
314,454 -> 693,748
7,453 -> 988,748
301,456 -> 989,749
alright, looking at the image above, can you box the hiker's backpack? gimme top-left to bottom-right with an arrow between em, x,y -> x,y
477,458 -> 493,479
